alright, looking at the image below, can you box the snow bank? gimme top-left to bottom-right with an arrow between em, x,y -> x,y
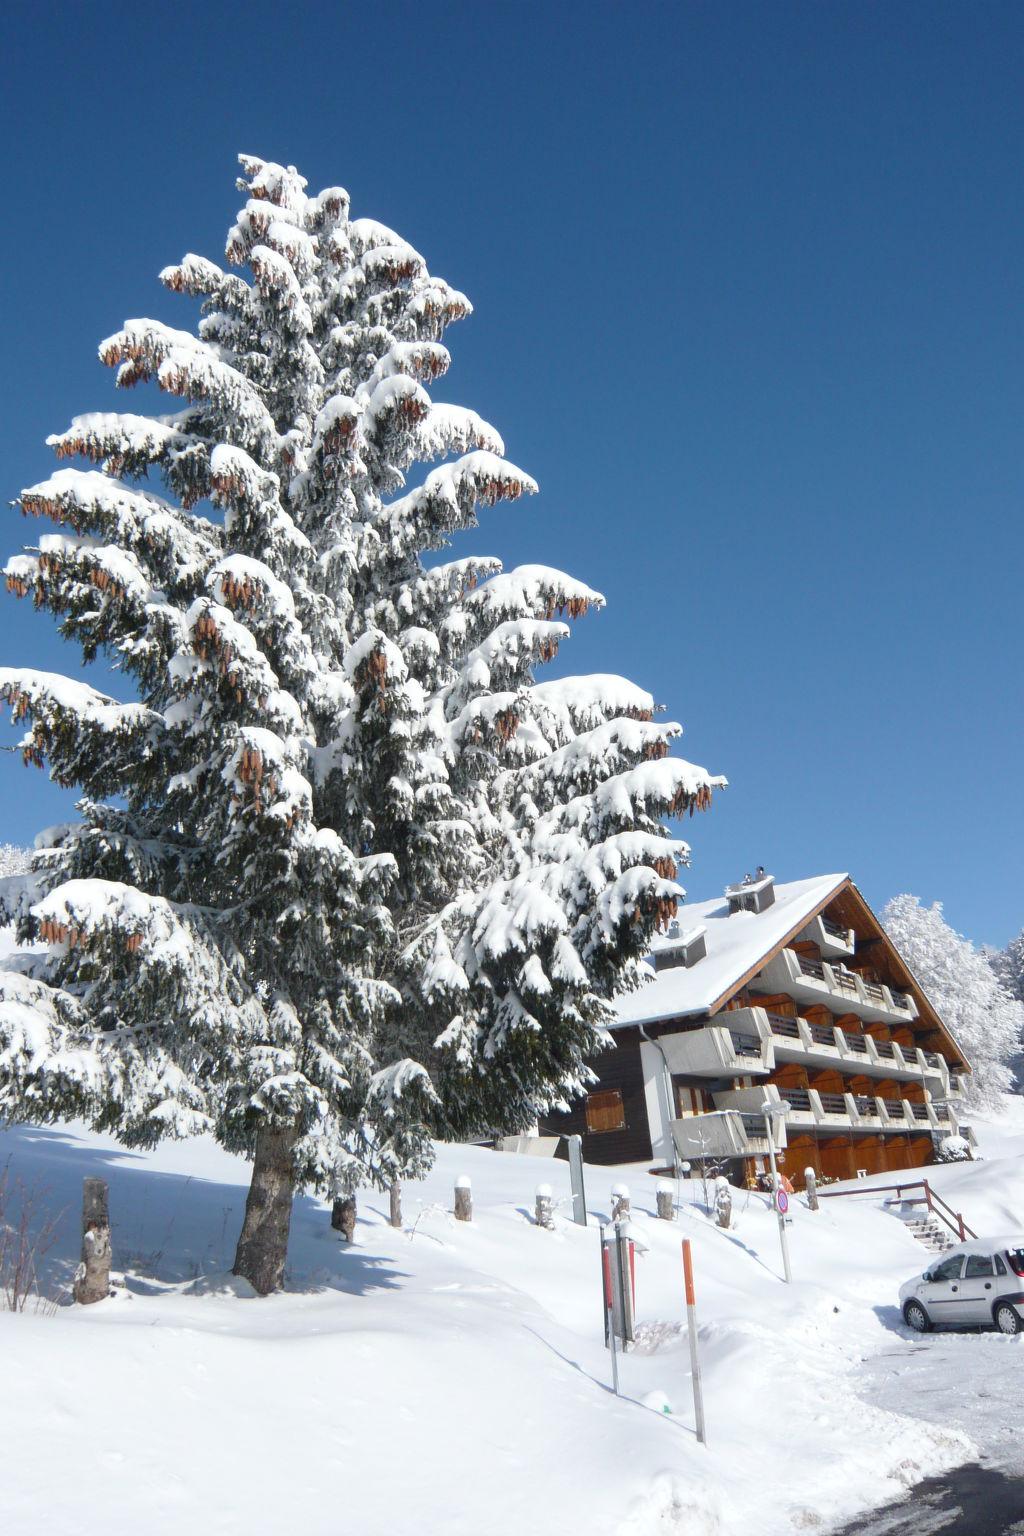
0,1118 -> 988,1535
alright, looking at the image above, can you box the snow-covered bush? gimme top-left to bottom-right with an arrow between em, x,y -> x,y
936,1134 -> 971,1163
882,894 -> 1023,1109
0,156 -> 722,1292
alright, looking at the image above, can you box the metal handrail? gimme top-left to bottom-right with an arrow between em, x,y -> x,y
819,1178 -> 976,1241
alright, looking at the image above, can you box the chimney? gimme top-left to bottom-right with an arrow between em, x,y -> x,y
725,871 -> 776,914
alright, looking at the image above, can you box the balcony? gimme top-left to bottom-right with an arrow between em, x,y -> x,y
756,948 -> 919,1027
796,914 -> 856,959
754,1006 -> 928,1083
670,1110 -> 775,1161
657,1014 -> 773,1078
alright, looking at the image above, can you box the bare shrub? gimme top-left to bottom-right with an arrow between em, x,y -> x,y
0,1160 -> 65,1313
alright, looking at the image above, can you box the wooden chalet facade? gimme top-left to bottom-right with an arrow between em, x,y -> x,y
541,873 -> 974,1185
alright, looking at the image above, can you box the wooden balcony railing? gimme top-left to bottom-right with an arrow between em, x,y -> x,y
767,1013 -> 800,1039
810,1023 -> 837,1047
729,1032 -> 763,1059
842,1031 -> 869,1055
784,1089 -> 813,1113
818,1093 -> 848,1115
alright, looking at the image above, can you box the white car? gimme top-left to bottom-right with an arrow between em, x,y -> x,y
899,1237 -> 1024,1335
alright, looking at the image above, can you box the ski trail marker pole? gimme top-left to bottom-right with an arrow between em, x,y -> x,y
600,1225 -> 620,1395
682,1239 -> 706,1445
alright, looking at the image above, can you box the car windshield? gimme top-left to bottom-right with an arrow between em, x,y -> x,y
1006,1248 -> 1024,1277
929,1255 -> 965,1282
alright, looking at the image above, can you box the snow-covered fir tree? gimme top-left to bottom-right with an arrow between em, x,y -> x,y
0,157 -> 723,1292
882,895 -> 1023,1109
988,930 -> 1024,1005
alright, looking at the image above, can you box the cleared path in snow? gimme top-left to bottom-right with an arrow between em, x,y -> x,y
833,1317 -> 1024,1534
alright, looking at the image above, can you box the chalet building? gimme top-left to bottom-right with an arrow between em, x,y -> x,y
542,873 -> 974,1184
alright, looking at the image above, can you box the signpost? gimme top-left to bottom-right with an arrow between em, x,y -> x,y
760,1099 -> 793,1284
567,1133 -> 588,1226
600,1223 -> 636,1394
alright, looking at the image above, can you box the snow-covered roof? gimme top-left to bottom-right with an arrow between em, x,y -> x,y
613,873 -> 849,1027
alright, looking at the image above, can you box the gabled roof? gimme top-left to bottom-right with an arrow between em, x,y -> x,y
613,874 -> 848,1026
612,871 -> 971,1070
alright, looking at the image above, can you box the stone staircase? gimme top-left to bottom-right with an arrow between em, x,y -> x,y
892,1210 -> 956,1253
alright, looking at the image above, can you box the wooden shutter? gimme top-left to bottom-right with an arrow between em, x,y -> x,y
585,1089 -> 626,1134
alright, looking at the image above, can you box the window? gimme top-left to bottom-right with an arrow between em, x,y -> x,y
994,1255 -> 1007,1276
964,1255 -> 995,1279
585,1089 -> 626,1135
930,1255 -> 965,1282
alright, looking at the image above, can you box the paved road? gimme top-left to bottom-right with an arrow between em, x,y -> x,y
833,1315 -> 1024,1535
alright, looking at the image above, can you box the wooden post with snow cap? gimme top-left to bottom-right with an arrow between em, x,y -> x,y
682,1239 -> 706,1446
73,1177 -> 111,1305
535,1183 -> 554,1229
611,1182 -> 630,1222
656,1180 -> 675,1221
454,1175 -> 472,1222
804,1167 -> 819,1212
389,1181 -> 402,1229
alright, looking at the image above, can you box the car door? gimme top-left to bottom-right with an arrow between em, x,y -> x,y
921,1253 -> 967,1323
958,1254 -> 999,1322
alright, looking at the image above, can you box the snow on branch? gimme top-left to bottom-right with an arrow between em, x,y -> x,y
99,320 -> 276,449
0,668 -> 163,778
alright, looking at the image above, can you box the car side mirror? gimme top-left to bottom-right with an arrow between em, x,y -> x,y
922,1270 -> 933,1282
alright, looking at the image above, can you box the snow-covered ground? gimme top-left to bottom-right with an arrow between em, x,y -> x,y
0,1105 -> 1021,1536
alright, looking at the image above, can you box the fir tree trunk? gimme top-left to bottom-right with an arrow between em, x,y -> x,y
331,1192 -> 357,1241
232,1122 -> 299,1295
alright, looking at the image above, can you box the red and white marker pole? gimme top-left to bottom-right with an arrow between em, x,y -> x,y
682,1239 -> 707,1446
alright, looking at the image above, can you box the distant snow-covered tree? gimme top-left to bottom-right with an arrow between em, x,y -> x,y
882,895 -> 1023,1109
0,845 -> 31,880
988,930 -> 1024,1005
0,156 -> 722,1293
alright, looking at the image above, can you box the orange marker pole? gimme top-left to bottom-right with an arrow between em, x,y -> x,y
682,1239 -> 706,1445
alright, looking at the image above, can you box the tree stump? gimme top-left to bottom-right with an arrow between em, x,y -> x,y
804,1166 -> 819,1211
389,1181 -> 402,1229
454,1176 -> 472,1222
331,1193 -> 357,1242
73,1177 -> 111,1305
656,1181 -> 675,1221
611,1183 -> 630,1223
714,1176 -> 732,1229
535,1183 -> 554,1229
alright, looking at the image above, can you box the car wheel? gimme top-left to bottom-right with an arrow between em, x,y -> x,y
995,1303 -> 1021,1336
904,1300 -> 931,1333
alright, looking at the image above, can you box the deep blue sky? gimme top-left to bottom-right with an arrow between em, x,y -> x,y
1,2 -> 1021,945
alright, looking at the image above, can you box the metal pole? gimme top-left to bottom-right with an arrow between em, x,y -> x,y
607,1302 -> 620,1395
600,1224 -> 620,1395
763,1114 -> 792,1284
682,1239 -> 706,1445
